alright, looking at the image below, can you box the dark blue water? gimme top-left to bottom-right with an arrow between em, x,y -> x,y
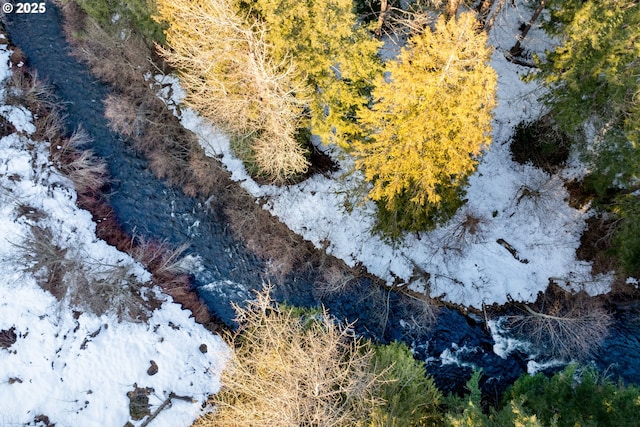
5,0 -> 640,398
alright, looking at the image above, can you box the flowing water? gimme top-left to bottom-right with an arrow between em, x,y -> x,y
5,0 -> 640,398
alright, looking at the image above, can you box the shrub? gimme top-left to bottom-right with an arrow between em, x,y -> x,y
12,224 -> 72,300
512,175 -> 560,222
370,341 -> 443,426
398,289 -> 440,333
195,290 -> 445,426
71,0 -> 166,45
313,258 -> 356,297
11,224 -> 151,321
441,209 -> 488,253
5,69 -> 54,112
155,0 -> 310,183
503,364 -> 640,427
611,194 -> 640,276
54,128 -> 109,194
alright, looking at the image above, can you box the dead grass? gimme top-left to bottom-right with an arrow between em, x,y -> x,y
12,224 -> 71,300
505,285 -> 613,361
9,47 -> 26,68
67,17 -> 153,95
5,69 -> 55,113
9,224 -> 152,321
6,61 -> 107,196
54,128 -> 108,194
196,288 -> 381,427
126,235 -> 220,328
314,258 -> 357,297
58,1 -> 88,40
75,190 -> 219,328
15,203 -> 47,222
128,236 -> 188,276
104,94 -> 145,138
225,191 -> 314,282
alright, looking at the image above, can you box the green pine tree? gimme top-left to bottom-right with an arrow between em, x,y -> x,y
536,0 -> 640,274
537,0 -> 640,192
74,0 -> 166,44
370,341 -> 443,426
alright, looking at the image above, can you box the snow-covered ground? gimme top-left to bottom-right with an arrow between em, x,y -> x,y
0,38 -> 228,427
157,1 -> 612,309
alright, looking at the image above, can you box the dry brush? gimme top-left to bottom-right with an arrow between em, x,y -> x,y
196,289 -> 381,426
155,0 -> 310,183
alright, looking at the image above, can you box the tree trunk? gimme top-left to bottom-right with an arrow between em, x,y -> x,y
375,0 -> 389,37
476,0 -> 494,27
509,0 -> 546,57
445,0 -> 461,19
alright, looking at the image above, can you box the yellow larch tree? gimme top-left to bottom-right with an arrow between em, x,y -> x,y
354,12 -> 497,237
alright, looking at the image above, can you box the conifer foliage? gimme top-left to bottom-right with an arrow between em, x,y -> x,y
536,0 -> 640,274
354,12 -> 497,237
154,0 -> 310,182
246,0 -> 383,148
73,0 -> 166,44
539,0 -> 640,191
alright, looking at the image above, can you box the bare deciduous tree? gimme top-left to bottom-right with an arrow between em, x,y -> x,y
506,286 -> 612,360
195,288 -> 381,426
155,0 -> 310,182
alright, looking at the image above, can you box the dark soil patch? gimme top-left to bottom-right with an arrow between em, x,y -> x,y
510,115 -> 571,173
0,115 -> 17,137
304,140 -> 339,179
127,384 -> 153,421
30,415 -> 55,427
0,327 -> 17,349
576,215 -> 619,275
564,179 -> 595,209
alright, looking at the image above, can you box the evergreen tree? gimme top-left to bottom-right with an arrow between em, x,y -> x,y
74,0 -> 166,44
536,0 -> 640,274
246,0 -> 383,148
370,341 -> 443,426
538,0 -> 640,192
354,12 -> 497,238
446,365 -> 640,427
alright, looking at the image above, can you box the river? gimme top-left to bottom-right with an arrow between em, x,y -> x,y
5,0 -> 640,399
